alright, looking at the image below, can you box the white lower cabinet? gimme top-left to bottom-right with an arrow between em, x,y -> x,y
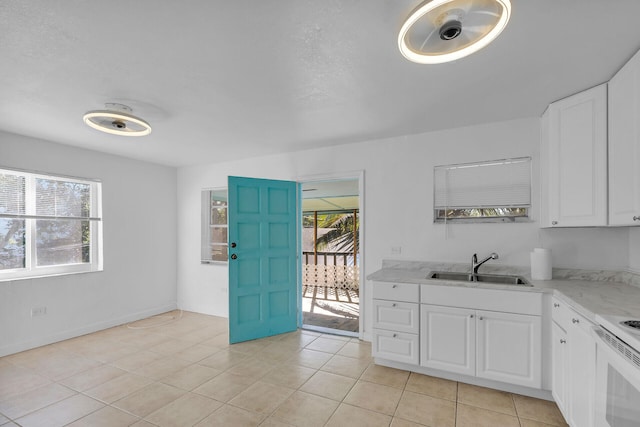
421,303 -> 542,389
551,297 -> 595,427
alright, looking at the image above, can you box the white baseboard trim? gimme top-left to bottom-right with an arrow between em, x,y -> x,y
0,303 -> 177,357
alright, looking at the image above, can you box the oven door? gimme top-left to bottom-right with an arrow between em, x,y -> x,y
593,327 -> 640,427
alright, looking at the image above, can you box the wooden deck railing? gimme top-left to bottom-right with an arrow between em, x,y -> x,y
302,251 -> 359,291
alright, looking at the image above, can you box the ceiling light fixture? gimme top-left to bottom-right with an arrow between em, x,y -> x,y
398,0 -> 511,64
83,103 -> 152,136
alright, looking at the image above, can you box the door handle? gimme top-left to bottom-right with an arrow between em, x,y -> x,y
231,254 -> 237,260
231,242 -> 237,248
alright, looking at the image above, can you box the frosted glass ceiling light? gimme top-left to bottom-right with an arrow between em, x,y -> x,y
83,103 -> 152,136
398,0 -> 511,64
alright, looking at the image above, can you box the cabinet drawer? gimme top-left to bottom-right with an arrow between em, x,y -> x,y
373,282 -> 419,302
373,300 -> 419,334
372,329 -> 419,365
551,297 -> 573,331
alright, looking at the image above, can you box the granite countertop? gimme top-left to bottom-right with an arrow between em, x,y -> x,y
367,260 -> 640,322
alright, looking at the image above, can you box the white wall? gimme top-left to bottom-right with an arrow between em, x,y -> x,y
0,131 -> 177,356
630,228 -> 640,273
177,117 -> 631,340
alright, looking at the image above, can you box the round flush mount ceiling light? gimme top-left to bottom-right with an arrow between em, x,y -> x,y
398,0 -> 511,64
83,103 -> 152,136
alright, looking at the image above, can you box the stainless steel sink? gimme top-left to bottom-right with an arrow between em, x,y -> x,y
428,271 -> 531,286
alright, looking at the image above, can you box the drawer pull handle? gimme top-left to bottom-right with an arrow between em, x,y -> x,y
553,303 -> 560,308
572,318 -> 579,324
392,303 -> 397,307
392,284 -> 397,288
560,339 -> 566,344
552,221 -> 558,225
393,333 -> 397,338
479,316 -> 484,320
470,314 -> 474,319
634,216 -> 640,221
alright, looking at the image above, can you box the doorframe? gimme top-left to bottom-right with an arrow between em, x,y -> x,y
297,170 -> 365,341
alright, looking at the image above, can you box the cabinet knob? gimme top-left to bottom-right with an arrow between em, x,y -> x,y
392,303 -> 397,307
560,339 -> 566,344
392,284 -> 397,288
470,314 -> 474,319
552,221 -> 558,225
553,303 -> 560,308
393,333 -> 397,338
479,316 -> 484,320
572,318 -> 580,324
634,216 -> 640,221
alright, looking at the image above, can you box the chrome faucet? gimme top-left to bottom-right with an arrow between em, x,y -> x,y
471,252 -> 499,278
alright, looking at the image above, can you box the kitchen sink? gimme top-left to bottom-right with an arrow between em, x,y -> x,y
428,271 -> 531,286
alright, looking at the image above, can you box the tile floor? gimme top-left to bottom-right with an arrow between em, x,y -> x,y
0,311 -> 568,427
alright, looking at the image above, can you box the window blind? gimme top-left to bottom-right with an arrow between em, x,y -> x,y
434,157 -> 531,209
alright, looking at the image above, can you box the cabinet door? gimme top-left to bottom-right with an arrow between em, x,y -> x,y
609,49 -> 640,226
476,310 -> 542,388
543,84 -> 608,227
551,321 -> 568,419
420,304 -> 475,376
567,313 -> 595,427
373,300 -> 419,334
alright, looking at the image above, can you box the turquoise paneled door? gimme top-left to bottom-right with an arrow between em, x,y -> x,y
228,176 -> 299,343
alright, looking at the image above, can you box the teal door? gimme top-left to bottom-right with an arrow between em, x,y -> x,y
228,176 -> 299,343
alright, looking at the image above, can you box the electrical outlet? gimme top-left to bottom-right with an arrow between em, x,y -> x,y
31,306 -> 47,317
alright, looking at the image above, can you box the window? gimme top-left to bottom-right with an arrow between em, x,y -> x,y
0,168 -> 102,280
434,157 -> 531,223
201,188 -> 228,263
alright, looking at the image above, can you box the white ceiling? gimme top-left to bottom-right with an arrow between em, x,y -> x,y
2,1 -> 640,168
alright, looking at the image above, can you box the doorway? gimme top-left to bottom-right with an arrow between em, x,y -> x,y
300,178 -> 360,337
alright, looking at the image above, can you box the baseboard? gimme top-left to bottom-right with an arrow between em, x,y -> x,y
0,302 -> 177,357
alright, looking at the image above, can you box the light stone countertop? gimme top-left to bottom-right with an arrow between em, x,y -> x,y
367,260 -> 640,323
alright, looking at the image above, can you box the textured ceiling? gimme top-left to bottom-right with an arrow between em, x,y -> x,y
1,0 -> 640,167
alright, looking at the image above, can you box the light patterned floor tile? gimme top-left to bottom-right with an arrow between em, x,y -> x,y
344,380 -> 403,415
457,382 -> 516,415
0,382 -> 76,419
15,394 -> 104,427
59,364 -> 127,392
456,403 -> 520,427
261,364 -> 316,389
84,372 -> 153,404
336,341 -> 373,359
145,392 -> 222,427
405,373 -> 457,401
112,382 -> 185,418
305,337 -> 347,354
360,364 -> 410,389
326,403 -> 392,427
270,391 -> 339,427
195,404 -> 266,427
320,354 -> 370,378
193,371 -> 257,402
299,371 -> 357,401
286,348 -> 333,369
65,406 -> 140,427
160,364 -> 222,391
394,390 -> 456,427
228,381 -> 295,414
513,394 -> 568,426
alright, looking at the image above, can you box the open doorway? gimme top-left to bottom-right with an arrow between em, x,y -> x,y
301,179 -> 360,337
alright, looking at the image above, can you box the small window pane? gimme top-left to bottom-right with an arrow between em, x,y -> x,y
36,219 -> 90,266
36,179 -> 90,218
0,173 -> 25,215
0,218 -> 25,270
202,189 -> 228,263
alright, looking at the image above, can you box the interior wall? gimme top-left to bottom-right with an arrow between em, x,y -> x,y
177,116 -> 631,340
629,227 -> 640,273
0,131 -> 178,356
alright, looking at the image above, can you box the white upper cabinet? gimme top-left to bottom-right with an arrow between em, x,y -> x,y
541,84 -> 608,227
609,48 -> 640,226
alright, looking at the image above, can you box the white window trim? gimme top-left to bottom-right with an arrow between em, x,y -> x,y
0,168 -> 103,281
